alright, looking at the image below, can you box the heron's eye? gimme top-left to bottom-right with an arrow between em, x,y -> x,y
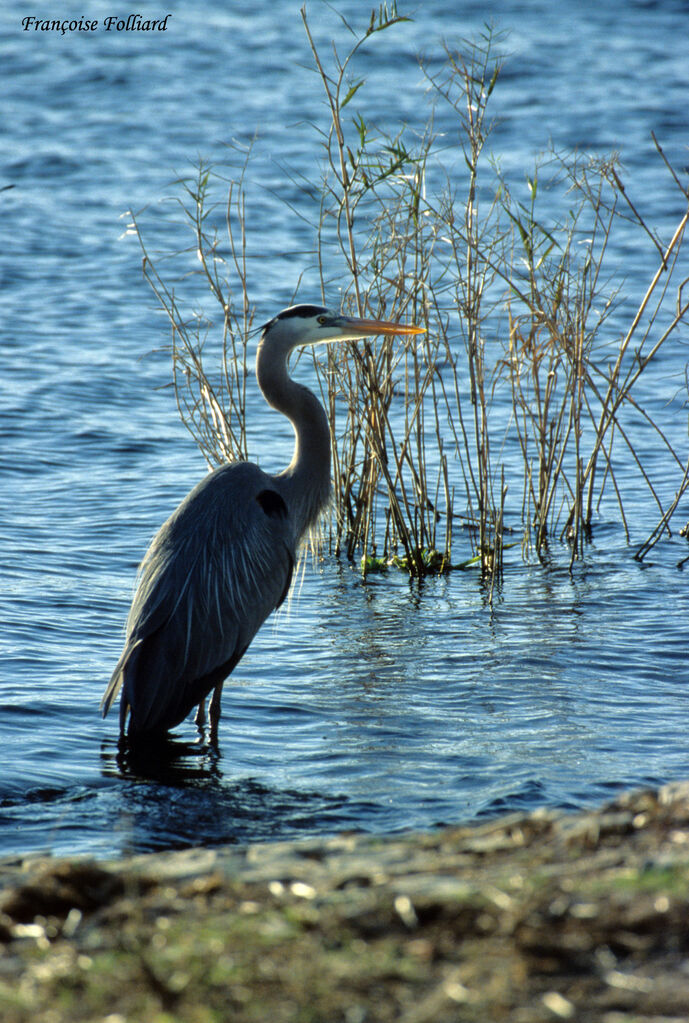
317,315 -> 328,325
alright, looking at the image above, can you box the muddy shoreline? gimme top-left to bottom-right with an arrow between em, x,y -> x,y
2,782 -> 689,1020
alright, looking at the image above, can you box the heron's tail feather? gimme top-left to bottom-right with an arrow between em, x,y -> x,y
100,641 -> 140,718
100,675 -> 121,718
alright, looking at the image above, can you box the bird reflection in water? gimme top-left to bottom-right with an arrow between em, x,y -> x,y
100,730 -> 223,785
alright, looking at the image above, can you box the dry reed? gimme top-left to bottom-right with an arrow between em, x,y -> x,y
126,5 -> 689,579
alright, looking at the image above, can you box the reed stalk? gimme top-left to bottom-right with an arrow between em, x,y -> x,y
128,5 -> 689,578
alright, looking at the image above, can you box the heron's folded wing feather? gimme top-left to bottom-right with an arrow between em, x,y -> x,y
104,464 -> 295,732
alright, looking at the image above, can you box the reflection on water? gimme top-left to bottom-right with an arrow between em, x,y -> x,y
97,735 -> 380,855
0,538 -> 687,858
100,733 -> 224,787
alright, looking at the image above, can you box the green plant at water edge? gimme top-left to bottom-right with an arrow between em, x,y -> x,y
127,4 -> 689,578
303,12 -> 509,578
499,147 -> 689,566
128,154 -> 255,468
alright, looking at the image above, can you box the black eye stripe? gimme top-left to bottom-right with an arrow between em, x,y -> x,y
275,304 -> 329,321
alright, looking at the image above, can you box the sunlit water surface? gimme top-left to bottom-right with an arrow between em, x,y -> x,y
1,0 -> 688,857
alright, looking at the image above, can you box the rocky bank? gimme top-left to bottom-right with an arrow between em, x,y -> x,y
2,782 -> 689,1021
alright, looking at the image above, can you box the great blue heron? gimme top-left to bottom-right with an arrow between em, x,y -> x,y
102,304 -> 423,740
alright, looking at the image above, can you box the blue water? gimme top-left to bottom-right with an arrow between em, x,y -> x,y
1,0 -> 688,858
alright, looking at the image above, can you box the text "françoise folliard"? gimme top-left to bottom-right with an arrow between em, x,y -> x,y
21,14 -> 171,34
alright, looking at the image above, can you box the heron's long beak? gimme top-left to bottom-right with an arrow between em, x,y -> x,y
334,315 -> 425,340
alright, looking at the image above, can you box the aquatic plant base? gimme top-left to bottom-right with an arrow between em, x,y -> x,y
2,782 -> 689,1021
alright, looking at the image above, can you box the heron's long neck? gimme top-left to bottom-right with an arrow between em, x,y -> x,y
256,341 -> 332,538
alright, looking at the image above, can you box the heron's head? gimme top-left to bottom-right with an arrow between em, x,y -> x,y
260,304 -> 424,354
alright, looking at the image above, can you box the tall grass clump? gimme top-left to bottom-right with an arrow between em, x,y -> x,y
499,149 -> 689,565
126,4 -> 689,579
303,10 -> 512,578
129,157 -> 256,468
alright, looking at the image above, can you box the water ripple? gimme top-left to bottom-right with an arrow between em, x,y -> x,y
2,0 -> 689,857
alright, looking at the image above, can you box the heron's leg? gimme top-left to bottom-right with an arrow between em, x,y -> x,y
195,698 -> 207,731
208,682 -> 224,743
119,698 -> 130,738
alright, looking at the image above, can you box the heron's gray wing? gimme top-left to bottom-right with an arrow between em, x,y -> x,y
102,463 -> 295,733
